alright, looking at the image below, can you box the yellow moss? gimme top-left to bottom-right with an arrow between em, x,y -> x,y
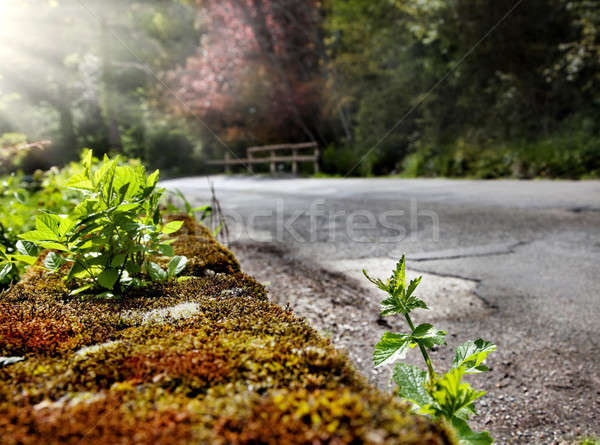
0,216 -> 454,444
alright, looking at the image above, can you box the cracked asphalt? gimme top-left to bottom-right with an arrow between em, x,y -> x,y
163,176 -> 600,443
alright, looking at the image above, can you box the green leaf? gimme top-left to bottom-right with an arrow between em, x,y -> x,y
97,268 -> 119,290
69,284 -> 93,296
114,203 -> 138,213
111,254 -> 127,268
14,190 -> 26,204
380,293 -> 428,317
38,213 -> 62,234
362,269 -> 388,293
66,261 -> 87,282
161,220 -> 183,234
389,255 -> 406,293
35,241 -> 69,251
406,276 -> 422,299
44,252 -> 66,271
452,339 -> 497,373
431,367 -> 486,419
451,416 -> 493,445
146,169 -> 159,187
411,323 -> 446,349
373,332 -> 411,367
167,255 -> 187,278
65,173 -> 94,190
0,263 -> 15,281
19,229 -> 60,243
59,216 -> 76,237
157,244 -> 174,256
146,261 -> 167,282
16,240 -> 38,257
81,148 -> 93,171
13,255 -> 38,265
393,363 -> 435,407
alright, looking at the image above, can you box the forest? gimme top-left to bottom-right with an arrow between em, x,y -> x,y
1,0 -> 599,178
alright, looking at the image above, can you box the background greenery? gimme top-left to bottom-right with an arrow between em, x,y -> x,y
0,0 -> 598,178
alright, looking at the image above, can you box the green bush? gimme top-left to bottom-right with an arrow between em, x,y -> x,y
322,145 -> 363,176
6,151 -> 186,296
399,126 -> 600,179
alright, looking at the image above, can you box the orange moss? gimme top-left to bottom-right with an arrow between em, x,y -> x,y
213,388 -> 453,445
0,393 -> 194,445
0,216 -> 454,444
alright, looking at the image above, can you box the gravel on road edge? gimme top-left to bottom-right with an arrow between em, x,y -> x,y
231,241 -> 600,445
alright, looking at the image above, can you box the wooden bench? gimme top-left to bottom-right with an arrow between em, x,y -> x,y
206,142 -> 319,175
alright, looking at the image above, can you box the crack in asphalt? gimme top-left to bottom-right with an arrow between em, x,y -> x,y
404,240 -> 529,262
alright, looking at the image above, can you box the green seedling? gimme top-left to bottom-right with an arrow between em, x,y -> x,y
16,150 -> 186,296
365,255 -> 496,445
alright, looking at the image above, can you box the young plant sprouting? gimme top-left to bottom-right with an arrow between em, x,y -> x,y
364,256 -> 496,445
16,150 -> 187,297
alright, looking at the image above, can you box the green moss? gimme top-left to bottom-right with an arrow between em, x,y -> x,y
0,217 -> 454,444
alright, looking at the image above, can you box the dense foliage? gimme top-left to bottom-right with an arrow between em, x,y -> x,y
17,151 -> 186,296
0,151 -> 194,292
1,0 -> 598,177
365,256 -> 496,444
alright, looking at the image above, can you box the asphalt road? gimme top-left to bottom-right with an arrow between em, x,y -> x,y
163,176 -> 600,439
164,176 -> 600,335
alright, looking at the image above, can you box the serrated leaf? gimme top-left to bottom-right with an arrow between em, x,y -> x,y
393,363 -> 435,407
389,255 -> 406,293
146,261 -> 167,282
380,293 -> 428,317
451,416 -> 493,445
411,323 -> 446,349
431,367 -> 486,419
44,252 -> 66,271
16,240 -> 38,256
362,269 -> 388,292
167,255 -> 187,278
406,276 -> 422,299
161,220 -> 183,234
452,339 -> 496,373
97,268 -> 119,289
373,332 -> 410,367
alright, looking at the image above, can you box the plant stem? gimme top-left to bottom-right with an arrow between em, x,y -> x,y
404,313 -> 436,383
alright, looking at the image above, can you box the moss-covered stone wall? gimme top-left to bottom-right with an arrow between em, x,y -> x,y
0,216 -> 454,444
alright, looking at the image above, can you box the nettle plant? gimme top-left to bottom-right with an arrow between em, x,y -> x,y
17,151 -> 187,297
364,256 -> 496,445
